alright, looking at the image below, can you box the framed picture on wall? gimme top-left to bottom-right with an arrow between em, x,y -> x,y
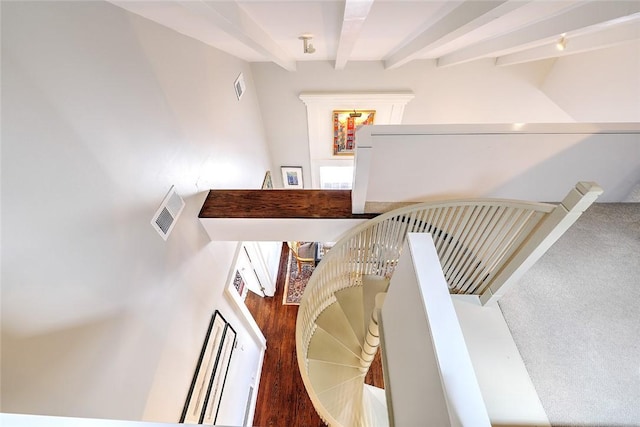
281,166 -> 304,189
180,310 -> 237,425
232,270 -> 247,300
261,170 -> 273,189
332,110 -> 375,156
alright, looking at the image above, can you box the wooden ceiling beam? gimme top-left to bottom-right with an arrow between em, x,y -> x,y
437,0 -> 640,67
496,16 -> 640,66
384,0 -> 528,70
178,0 -> 297,71
335,0 -> 376,70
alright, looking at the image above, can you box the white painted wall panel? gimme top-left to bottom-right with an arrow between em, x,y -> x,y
1,2 -> 268,424
380,234 -> 490,426
542,40 -> 640,122
355,123 -> 640,204
252,59 -> 577,189
452,295 -> 550,426
199,218 -> 368,242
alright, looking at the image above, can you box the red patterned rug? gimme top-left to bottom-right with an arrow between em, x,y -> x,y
282,249 -> 315,305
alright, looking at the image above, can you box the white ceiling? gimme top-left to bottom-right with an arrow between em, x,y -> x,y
111,0 -> 640,71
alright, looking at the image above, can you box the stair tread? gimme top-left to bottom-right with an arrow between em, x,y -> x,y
363,385 -> 389,427
365,384 -> 387,407
317,375 -> 365,427
334,285 -> 366,345
308,327 -> 363,367
305,278 -> 389,426
308,360 -> 364,395
316,302 -> 364,357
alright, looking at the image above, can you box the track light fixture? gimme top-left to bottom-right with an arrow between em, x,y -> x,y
299,35 -> 316,54
556,35 -> 567,51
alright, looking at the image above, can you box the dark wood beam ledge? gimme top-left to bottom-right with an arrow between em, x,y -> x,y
198,189 -> 378,219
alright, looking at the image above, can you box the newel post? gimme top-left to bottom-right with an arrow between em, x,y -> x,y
479,181 -> 604,306
360,292 -> 386,371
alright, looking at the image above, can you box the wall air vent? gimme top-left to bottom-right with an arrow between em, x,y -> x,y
243,386 -> 254,427
151,185 -> 185,240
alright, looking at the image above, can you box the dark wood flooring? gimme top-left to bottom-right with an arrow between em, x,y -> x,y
244,243 -> 384,427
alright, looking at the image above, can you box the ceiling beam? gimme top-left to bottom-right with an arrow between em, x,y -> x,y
496,18 -> 640,66
178,0 -> 297,71
335,0 -> 375,70
385,0 -> 528,70
437,0 -> 640,67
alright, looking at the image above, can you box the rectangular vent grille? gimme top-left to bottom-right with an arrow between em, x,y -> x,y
243,386 -> 254,427
155,207 -> 173,234
151,186 -> 185,240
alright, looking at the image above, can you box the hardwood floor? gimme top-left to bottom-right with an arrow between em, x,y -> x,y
244,243 -> 384,427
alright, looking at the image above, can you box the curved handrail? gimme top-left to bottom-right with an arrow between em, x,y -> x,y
295,197 -> 555,426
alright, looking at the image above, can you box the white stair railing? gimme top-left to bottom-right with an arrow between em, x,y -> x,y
296,182 -> 603,426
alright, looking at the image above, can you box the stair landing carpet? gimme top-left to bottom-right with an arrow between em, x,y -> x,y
282,249 -> 315,305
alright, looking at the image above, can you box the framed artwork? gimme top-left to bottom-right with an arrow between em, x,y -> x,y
234,73 -> 246,100
261,171 -> 273,189
180,310 -> 237,425
232,270 -> 246,299
281,166 -> 304,189
332,110 -> 375,156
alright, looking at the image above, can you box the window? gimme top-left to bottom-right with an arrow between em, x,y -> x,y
320,166 -> 353,190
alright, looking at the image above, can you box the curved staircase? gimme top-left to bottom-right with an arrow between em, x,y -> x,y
296,182 -> 603,426
305,274 -> 390,426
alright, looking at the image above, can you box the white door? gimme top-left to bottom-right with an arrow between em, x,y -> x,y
238,244 -> 265,297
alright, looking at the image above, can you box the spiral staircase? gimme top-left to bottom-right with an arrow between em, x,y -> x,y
303,273 -> 390,426
296,182 -> 603,426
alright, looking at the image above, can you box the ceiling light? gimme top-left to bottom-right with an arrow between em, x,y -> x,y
556,35 -> 567,51
299,35 -> 316,54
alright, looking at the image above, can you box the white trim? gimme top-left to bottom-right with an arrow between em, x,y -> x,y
223,244 -> 267,427
351,145 -> 372,214
451,295 -> 550,425
0,413 -> 183,426
349,122 -> 640,136
380,233 -> 490,426
224,285 -> 266,347
225,244 -> 267,349
298,92 -> 414,188
299,92 -> 415,105
245,346 -> 265,427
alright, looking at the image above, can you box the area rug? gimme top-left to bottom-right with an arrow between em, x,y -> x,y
282,249 -> 315,305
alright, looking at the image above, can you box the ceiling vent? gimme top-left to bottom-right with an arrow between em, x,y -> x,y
151,185 -> 185,240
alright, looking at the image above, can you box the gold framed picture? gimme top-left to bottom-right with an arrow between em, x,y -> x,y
332,110 -> 375,156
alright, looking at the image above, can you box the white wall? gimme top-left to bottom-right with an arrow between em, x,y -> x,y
381,234 -> 491,426
299,92 -> 414,188
199,217 -> 368,242
1,2 -> 269,424
253,49 -> 640,189
541,40 -> 640,122
354,123 -> 640,204
251,59 -> 575,188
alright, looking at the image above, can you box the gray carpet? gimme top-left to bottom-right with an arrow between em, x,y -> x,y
499,203 -> 640,427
